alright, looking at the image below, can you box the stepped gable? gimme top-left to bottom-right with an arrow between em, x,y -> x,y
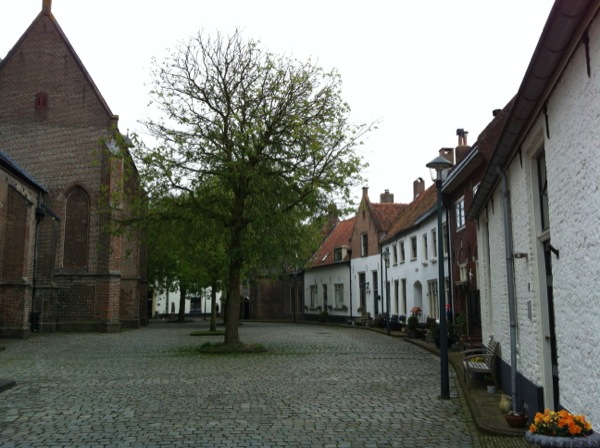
308,217 -> 355,268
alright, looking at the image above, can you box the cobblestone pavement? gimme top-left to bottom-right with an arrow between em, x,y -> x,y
0,322 -> 524,448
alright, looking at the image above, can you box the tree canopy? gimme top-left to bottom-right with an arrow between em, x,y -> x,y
134,29 -> 370,344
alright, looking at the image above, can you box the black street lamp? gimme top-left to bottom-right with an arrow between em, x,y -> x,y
383,247 -> 390,335
426,155 -> 453,400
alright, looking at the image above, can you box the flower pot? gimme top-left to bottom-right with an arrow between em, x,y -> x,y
499,394 -> 512,414
505,413 -> 528,428
525,430 -> 600,447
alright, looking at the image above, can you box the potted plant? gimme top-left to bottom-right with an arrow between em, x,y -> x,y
504,410 -> 528,428
407,314 -> 419,338
483,374 -> 495,394
525,409 -> 600,446
318,310 -> 329,323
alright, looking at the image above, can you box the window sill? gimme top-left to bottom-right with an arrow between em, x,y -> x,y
431,258 -> 437,264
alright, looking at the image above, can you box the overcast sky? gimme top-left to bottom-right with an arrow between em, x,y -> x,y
0,0 -> 555,206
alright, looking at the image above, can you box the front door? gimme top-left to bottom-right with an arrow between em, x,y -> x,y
543,240 -> 559,409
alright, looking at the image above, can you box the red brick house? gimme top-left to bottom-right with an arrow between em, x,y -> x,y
441,100 -> 513,337
0,0 -> 147,335
350,187 -> 405,316
0,150 -> 56,337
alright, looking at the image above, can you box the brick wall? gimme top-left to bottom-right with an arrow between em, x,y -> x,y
0,12 -> 146,335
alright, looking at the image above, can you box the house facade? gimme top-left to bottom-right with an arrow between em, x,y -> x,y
349,188 -> 405,319
304,217 -> 354,322
381,180 -> 446,324
442,103 -> 513,338
469,0 -> 600,425
0,150 -> 56,337
0,0 -> 147,335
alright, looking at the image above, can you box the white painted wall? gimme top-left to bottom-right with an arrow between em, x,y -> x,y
383,212 -> 447,324
304,263 -> 352,317
153,287 -> 221,316
476,13 -> 600,425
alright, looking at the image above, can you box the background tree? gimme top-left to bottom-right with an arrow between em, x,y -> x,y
146,195 -> 227,327
135,29 -> 370,345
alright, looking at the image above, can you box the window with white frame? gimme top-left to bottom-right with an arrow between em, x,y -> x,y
361,233 -> 368,257
431,229 -> 437,259
423,234 -> 428,260
401,279 -> 407,315
310,285 -> 317,307
455,196 -> 466,229
428,280 -> 439,319
537,151 -> 550,232
392,244 -> 398,265
334,284 -> 344,308
443,223 -> 449,256
410,236 -> 417,260
394,280 -> 399,314
459,263 -> 468,282
322,284 -> 328,308
399,240 -> 405,263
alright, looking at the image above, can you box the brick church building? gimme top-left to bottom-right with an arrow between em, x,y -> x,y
0,0 -> 147,337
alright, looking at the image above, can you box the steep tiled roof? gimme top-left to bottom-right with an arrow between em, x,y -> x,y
370,202 -> 407,235
308,217 -> 356,268
383,186 -> 437,243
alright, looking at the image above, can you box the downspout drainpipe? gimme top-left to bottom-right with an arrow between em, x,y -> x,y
348,250 -> 353,322
498,167 -> 519,413
445,208 -> 454,322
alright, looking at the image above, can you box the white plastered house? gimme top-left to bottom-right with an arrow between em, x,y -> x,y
468,0 -> 600,425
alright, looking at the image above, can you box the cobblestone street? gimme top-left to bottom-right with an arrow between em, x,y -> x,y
0,322 -> 526,447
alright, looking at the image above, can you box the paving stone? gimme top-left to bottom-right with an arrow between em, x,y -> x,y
0,322 -> 525,447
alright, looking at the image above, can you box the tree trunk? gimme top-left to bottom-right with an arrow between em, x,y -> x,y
224,228 -> 243,345
177,284 -> 187,322
224,265 -> 241,345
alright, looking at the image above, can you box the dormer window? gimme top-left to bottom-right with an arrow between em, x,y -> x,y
334,248 -> 342,261
35,92 -> 48,110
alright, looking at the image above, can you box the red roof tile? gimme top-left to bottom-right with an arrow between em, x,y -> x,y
370,202 -> 407,235
308,217 -> 356,268
384,186 -> 437,241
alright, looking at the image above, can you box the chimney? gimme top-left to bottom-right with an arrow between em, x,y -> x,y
492,109 -> 501,117
455,128 -> 470,164
456,128 -> 468,146
439,147 -> 454,165
362,186 -> 369,199
326,204 -> 339,230
380,189 -> 394,203
42,0 -> 52,14
413,177 -> 425,199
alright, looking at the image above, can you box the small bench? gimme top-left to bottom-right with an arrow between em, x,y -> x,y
463,338 -> 500,388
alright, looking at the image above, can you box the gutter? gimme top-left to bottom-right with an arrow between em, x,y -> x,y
498,168 -> 519,413
468,0 -> 599,221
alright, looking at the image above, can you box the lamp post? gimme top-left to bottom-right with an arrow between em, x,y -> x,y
382,247 -> 391,335
426,155 -> 453,400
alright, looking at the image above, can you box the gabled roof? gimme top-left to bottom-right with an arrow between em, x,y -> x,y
370,202 -> 407,235
382,186 -> 437,243
307,217 -> 356,268
468,0 -> 600,220
0,149 -> 47,192
0,3 -> 115,120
